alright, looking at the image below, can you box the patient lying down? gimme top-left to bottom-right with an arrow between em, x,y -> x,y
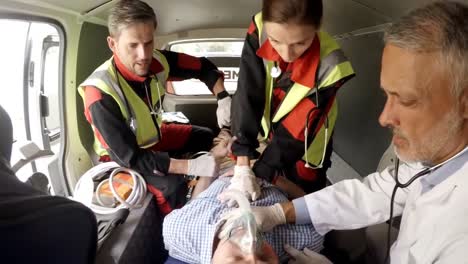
162,174 -> 323,264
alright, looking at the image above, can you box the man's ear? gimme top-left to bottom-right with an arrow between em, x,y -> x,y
107,36 -> 116,53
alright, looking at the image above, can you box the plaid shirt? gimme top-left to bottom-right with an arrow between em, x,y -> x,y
163,177 -> 324,264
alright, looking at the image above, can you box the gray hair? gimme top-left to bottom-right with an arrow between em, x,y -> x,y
384,1 -> 468,97
108,0 -> 157,37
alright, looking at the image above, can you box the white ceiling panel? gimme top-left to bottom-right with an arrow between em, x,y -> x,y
7,0 -> 468,35
32,0 -> 111,14
322,0 -> 390,35
145,0 -> 262,35
353,0 -> 468,19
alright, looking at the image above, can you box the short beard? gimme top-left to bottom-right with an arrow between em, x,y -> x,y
396,107 -> 462,165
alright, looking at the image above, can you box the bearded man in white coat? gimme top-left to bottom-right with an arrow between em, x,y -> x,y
221,1 -> 468,263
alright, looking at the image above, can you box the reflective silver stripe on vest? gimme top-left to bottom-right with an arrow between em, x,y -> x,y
258,22 -> 270,70
82,66 -> 136,123
153,51 -> 168,86
317,49 -> 348,87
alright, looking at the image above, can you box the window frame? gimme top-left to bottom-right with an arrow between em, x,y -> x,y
164,38 -> 244,96
0,12 -> 69,195
40,35 -> 61,143
164,38 -> 245,57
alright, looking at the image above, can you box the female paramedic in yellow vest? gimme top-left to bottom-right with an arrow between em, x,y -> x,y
228,0 -> 355,200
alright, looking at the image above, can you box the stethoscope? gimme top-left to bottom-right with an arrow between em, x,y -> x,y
384,159 -> 431,263
112,59 -> 163,138
384,148 -> 467,263
270,65 -> 282,78
269,64 -> 330,169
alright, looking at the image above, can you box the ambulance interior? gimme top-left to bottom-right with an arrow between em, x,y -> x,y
0,0 -> 456,263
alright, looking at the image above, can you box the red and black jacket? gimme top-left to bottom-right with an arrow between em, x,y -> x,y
231,18 -> 354,183
82,50 -> 223,178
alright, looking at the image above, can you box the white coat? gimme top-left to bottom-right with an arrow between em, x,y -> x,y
304,148 -> 468,264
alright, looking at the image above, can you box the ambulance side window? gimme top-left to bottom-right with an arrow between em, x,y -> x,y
0,18 -> 63,194
166,40 -> 243,95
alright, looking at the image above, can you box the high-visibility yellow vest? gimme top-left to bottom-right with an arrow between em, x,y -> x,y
254,13 -> 355,166
78,50 -> 170,156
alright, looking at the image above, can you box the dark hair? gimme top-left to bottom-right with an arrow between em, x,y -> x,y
262,0 -> 323,28
108,0 -> 157,37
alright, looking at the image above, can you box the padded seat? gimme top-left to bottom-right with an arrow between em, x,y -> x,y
0,104 -> 98,264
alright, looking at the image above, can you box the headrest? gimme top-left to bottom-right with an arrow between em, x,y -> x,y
0,105 -> 12,163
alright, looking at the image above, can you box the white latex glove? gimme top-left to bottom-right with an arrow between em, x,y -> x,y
218,203 -> 286,232
216,96 -> 231,128
284,244 -> 333,264
226,165 -> 261,201
187,153 -> 219,177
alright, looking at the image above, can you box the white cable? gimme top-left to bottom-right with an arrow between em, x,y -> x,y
96,179 -> 116,207
72,162 -> 147,215
108,167 -> 147,209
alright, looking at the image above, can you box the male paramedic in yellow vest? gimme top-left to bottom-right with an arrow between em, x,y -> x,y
78,0 -> 231,215
228,0 -> 355,200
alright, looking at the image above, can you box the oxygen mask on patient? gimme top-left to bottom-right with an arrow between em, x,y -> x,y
217,190 -> 263,254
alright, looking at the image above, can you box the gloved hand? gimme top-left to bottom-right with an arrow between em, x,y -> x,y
284,244 -> 333,264
187,153 -> 219,177
219,202 -> 286,232
226,165 -> 261,201
216,96 -> 231,128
